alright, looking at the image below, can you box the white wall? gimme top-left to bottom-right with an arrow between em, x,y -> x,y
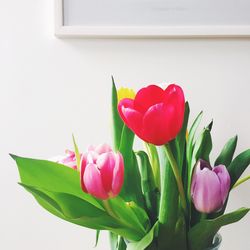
0,1 -> 249,250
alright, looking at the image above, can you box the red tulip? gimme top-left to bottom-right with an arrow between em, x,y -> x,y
80,144 -> 124,200
118,84 -> 185,145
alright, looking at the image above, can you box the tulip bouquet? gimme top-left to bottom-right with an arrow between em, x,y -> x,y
12,80 -> 250,250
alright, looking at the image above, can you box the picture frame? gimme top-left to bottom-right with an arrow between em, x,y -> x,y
55,0 -> 250,38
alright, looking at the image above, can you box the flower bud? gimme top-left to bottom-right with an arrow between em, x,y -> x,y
191,159 -> 231,213
50,150 -> 78,170
80,144 -> 124,200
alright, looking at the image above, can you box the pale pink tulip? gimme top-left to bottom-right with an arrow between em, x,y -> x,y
51,150 -> 78,170
191,159 -> 231,213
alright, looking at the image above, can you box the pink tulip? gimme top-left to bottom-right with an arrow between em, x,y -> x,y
80,144 -> 124,200
50,150 -> 78,170
191,160 -> 231,213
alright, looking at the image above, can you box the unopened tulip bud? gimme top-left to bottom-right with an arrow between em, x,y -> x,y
191,159 -> 231,213
80,144 -> 124,200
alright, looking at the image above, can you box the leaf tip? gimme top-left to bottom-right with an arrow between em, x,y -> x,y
9,153 -> 18,161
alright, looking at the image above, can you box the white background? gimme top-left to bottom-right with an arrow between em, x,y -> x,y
0,1 -> 249,250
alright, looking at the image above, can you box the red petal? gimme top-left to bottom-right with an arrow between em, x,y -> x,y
134,85 -> 165,114
118,98 -> 143,137
142,103 -> 183,145
164,84 -> 185,115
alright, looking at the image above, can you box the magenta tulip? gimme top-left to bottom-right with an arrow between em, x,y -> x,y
51,150 -> 78,170
80,144 -> 124,200
191,160 -> 231,213
118,84 -> 185,146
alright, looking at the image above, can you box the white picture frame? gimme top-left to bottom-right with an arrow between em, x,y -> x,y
55,0 -> 250,38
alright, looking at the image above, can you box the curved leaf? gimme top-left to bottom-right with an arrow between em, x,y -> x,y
214,135 -> 238,167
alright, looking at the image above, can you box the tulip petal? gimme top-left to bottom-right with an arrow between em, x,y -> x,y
80,153 -> 88,192
97,152 -> 116,193
120,105 -> 143,138
213,165 -> 231,203
118,98 -> 135,122
134,85 -> 165,114
192,168 -> 222,213
84,163 -> 109,199
95,143 -> 113,154
111,153 -> 124,197
142,103 -> 181,145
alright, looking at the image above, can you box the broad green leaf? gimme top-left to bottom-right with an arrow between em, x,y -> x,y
20,183 -> 142,241
127,221 -> 159,250
188,207 -> 250,250
119,126 -> 144,207
111,77 -> 124,151
72,134 -> 81,170
11,155 -> 103,210
19,183 -> 112,230
214,135 -> 238,167
228,149 -> 250,188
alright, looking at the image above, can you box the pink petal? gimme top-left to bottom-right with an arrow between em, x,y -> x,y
192,168 -> 222,213
96,152 -> 116,193
83,163 -> 109,200
111,153 -> 124,197
134,85 -> 165,114
95,143 -> 113,154
80,153 -> 88,192
213,165 -> 231,203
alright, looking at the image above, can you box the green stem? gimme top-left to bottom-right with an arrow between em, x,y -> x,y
232,175 -> 250,189
164,144 -> 187,216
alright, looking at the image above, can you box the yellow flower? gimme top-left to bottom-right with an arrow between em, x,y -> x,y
117,87 -> 136,102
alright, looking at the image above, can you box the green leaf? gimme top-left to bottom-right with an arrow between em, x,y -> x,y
228,149 -> 250,188
127,221 -> 159,250
188,207 -> 250,250
11,155 -> 103,210
144,143 -> 160,190
191,123 -> 213,166
157,146 -> 180,250
214,135 -> 238,167
19,183 -> 115,230
108,196 -> 148,237
72,134 -> 81,170
20,183 -> 142,241
187,111 -> 203,170
175,102 -> 190,169
136,150 -> 157,221
119,126 -> 144,207
111,77 -> 124,151
95,230 -> 101,247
